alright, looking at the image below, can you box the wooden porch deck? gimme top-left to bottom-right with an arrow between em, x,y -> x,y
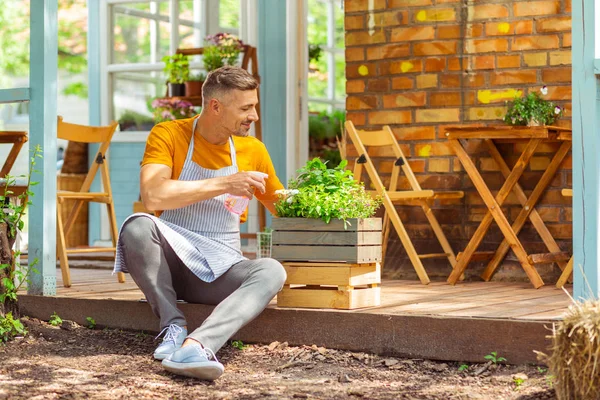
18,265 -> 573,365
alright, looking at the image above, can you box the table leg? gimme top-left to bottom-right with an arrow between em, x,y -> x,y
447,139 -> 544,288
481,141 -> 572,281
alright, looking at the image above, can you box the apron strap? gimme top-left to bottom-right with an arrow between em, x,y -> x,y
186,117 -> 238,168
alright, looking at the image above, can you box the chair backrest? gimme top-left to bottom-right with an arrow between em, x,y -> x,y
56,116 -> 118,194
344,121 -> 422,192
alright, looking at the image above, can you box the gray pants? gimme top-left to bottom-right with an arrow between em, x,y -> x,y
119,216 -> 287,353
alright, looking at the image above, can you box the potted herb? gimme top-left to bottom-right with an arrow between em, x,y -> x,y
118,110 -> 155,132
271,158 -> 382,263
162,53 -> 189,97
185,72 -> 206,98
203,33 -> 244,72
151,98 -> 197,124
504,86 -> 564,127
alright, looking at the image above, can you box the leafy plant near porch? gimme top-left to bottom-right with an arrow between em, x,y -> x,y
274,158 -> 381,225
0,145 -> 42,342
503,86 -> 564,126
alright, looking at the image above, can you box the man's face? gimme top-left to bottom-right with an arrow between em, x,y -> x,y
218,89 -> 259,137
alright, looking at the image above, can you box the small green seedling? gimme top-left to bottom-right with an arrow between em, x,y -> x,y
484,351 -> 507,364
537,366 -> 547,374
48,312 -> 62,327
231,340 -> 246,350
136,330 -> 148,339
513,377 -> 525,390
86,317 -> 96,329
458,364 -> 469,372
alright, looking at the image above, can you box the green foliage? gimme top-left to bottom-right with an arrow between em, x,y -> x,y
162,53 -> 189,84
86,316 -> 96,329
135,330 -> 148,339
188,72 -> 206,82
458,364 -> 469,372
275,158 -> 381,225
62,82 -> 88,99
0,312 -> 26,343
504,88 -> 564,126
513,376 -> 525,390
49,312 -> 63,327
231,340 -> 246,350
203,33 -> 244,72
118,109 -> 155,131
308,44 -> 323,64
484,351 -> 507,364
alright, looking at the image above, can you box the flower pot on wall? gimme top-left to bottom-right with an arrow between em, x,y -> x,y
185,80 -> 204,97
167,83 -> 185,97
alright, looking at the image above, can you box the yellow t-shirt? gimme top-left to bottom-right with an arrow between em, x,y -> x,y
142,117 -> 284,222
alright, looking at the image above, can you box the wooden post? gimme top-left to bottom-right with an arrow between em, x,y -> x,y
27,0 -> 58,296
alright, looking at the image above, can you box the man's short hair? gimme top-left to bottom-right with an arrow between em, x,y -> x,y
202,66 -> 259,106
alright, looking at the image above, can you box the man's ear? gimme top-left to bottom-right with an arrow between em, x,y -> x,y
209,98 -> 221,114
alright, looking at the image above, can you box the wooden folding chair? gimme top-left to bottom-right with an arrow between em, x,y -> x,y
56,116 -> 126,287
556,188 -> 573,288
344,121 -> 464,284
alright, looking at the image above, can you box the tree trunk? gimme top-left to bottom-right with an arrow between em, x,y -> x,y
0,221 -> 18,318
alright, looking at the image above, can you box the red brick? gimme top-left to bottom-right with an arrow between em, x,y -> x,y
468,4 -> 509,20
563,33 -> 572,48
392,77 -> 414,90
347,95 -> 378,110
346,63 -> 377,79
366,44 -> 410,60
467,23 -> 484,37
523,53 -> 548,67
546,86 -> 571,101
513,35 -> 560,51
416,74 -> 438,89
514,1 -> 560,16
346,48 -> 365,62
369,111 -> 412,125
537,17 -> 571,33
346,112 -> 366,126
389,0 -> 432,7
345,0 -> 386,12
345,15 -> 364,30
425,57 -> 446,72
367,78 -> 390,92
438,25 -> 461,39
430,92 -> 462,106
549,50 -> 571,65
392,126 -> 436,141
464,73 -> 486,88
466,39 -> 509,53
440,74 -> 461,88
346,80 -> 365,94
515,21 -> 534,35
491,70 -> 538,85
415,141 -> 455,156
497,55 -> 521,68
486,22 -> 514,36
391,26 -> 435,42
414,41 -> 458,56
369,10 -> 408,27
542,67 -> 571,83
447,57 -> 462,71
346,31 -> 386,46
429,158 -> 451,172
382,92 -> 427,108
416,109 -> 460,123
414,8 -> 457,23
566,0 -> 572,12
473,55 -> 495,70
380,60 -> 423,75
468,107 -> 507,121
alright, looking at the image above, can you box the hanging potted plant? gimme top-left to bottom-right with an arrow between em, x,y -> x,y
504,86 -> 564,127
162,53 -> 189,97
185,72 -> 206,98
203,33 -> 245,72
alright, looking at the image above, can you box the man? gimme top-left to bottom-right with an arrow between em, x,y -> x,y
114,66 -> 287,381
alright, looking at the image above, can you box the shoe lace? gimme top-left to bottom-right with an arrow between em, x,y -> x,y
155,324 -> 183,344
195,345 -> 220,363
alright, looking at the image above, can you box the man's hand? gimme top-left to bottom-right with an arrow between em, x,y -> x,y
224,172 -> 266,199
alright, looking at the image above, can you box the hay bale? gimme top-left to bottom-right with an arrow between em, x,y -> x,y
545,298 -> 600,399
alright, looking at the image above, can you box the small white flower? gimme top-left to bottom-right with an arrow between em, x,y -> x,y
290,189 -> 300,195
540,86 -> 548,95
554,106 -> 561,115
275,189 -> 285,195
286,197 -> 294,204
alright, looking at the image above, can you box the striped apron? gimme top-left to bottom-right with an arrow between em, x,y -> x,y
114,117 -> 247,282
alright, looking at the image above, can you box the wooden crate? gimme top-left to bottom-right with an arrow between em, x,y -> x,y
271,217 -> 382,263
276,261 -> 381,310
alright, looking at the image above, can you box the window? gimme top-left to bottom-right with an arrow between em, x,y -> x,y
307,0 -> 345,113
104,0 -> 241,127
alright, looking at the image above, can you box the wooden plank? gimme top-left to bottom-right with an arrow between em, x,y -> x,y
556,256 -> 574,288
277,286 -> 381,309
283,263 -> 380,286
283,261 -> 378,268
418,253 -> 449,259
272,244 -> 381,263
528,252 -> 571,265
386,190 -> 434,200
271,217 -> 382,232
445,128 -> 550,140
272,231 -> 382,246
431,191 -> 464,200
66,247 -> 116,254
447,138 -> 544,288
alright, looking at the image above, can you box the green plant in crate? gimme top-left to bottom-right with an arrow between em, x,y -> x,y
275,158 -> 381,225
504,86 -> 563,126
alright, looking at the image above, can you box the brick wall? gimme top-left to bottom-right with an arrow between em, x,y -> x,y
344,0 -> 572,281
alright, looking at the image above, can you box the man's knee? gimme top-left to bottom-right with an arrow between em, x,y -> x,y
255,258 -> 287,292
120,215 -> 156,246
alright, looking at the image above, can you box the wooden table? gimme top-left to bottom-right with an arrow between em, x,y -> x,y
444,126 -> 572,288
0,131 -> 28,196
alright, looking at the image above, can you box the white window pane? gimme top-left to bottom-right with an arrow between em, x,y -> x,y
113,71 -> 165,129
334,1 -> 345,49
334,52 -> 346,103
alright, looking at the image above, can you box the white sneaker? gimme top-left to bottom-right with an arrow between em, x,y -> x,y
153,324 -> 187,360
162,343 -> 224,381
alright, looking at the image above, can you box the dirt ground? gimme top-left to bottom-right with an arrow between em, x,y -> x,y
0,317 -> 556,400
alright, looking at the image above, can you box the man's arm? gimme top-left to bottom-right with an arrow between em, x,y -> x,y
141,164 -> 266,211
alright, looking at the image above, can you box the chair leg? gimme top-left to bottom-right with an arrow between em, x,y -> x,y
381,212 -> 391,269
106,200 -> 125,284
56,201 -> 71,288
556,256 -> 573,288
